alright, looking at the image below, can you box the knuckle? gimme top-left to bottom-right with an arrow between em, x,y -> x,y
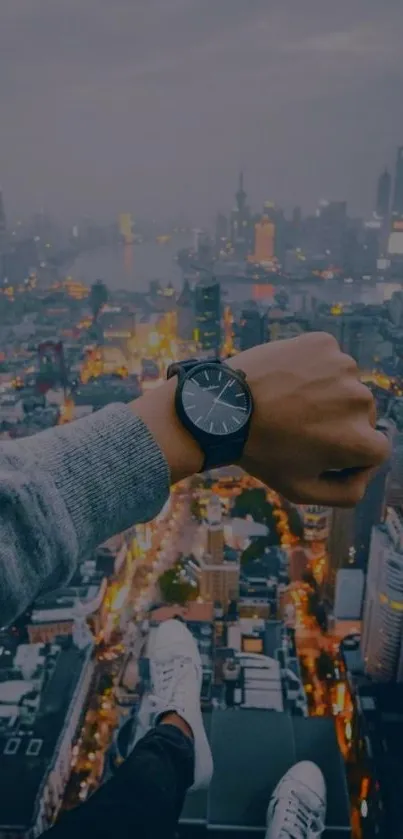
309,331 -> 340,349
340,352 -> 358,372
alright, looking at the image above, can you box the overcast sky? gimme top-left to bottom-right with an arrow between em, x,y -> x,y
1,0 -> 403,225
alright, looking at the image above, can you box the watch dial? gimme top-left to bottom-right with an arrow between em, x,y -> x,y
181,365 -> 251,436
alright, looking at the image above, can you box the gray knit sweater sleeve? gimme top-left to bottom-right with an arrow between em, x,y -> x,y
0,403 -> 170,627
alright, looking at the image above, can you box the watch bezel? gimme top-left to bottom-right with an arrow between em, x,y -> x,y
175,361 -> 253,443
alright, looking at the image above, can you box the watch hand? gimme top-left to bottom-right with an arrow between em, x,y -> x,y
215,400 -> 247,411
204,399 -> 218,421
204,380 -> 232,422
215,380 -> 231,403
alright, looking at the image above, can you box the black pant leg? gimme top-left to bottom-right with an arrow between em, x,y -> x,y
46,725 -> 195,839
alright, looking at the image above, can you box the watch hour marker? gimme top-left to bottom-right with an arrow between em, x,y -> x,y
235,392 -> 244,398
209,421 -> 214,433
233,416 -> 241,425
185,404 -> 196,410
223,421 -> 228,433
218,371 -> 222,381
204,370 -> 210,381
195,416 -> 203,426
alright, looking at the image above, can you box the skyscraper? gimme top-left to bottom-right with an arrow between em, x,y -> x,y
317,200 -> 347,265
353,440 -> 391,570
0,189 -> 7,253
392,146 -> 403,219
194,279 -> 221,355
215,212 -> 228,255
230,172 -> 252,258
361,508 -> 403,681
199,496 -> 240,608
176,278 -> 195,341
250,215 -> 275,264
206,495 -> 225,563
239,305 -> 268,350
375,169 -> 392,220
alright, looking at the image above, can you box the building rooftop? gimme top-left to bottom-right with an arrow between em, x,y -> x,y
150,603 -> 214,623
180,709 -> 350,837
0,638 -> 93,831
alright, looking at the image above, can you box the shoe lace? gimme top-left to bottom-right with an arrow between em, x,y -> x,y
149,656 -> 195,713
279,791 -> 323,839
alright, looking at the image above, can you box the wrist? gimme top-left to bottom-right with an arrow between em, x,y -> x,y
130,377 -> 204,485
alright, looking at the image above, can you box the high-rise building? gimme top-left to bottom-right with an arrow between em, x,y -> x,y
327,436 -> 391,593
194,279 -> 221,355
326,508 -> 355,595
375,169 -> 392,220
361,507 -> 403,681
250,215 -> 275,264
387,399 -> 403,507
199,496 -> 240,608
176,278 -> 195,341
354,446 -> 391,570
317,200 -> 347,265
118,213 -> 134,244
0,188 -> 7,247
392,146 -> 403,219
206,495 -> 225,564
230,172 -> 252,258
239,305 -> 268,350
215,212 -> 228,255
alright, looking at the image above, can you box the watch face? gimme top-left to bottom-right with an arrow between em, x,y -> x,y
181,365 -> 251,436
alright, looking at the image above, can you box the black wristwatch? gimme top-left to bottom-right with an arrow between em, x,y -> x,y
167,357 -> 253,472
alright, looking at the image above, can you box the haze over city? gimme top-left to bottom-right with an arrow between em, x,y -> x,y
2,4 -> 403,839
2,0 -> 403,223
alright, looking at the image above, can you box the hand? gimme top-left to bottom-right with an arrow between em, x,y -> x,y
227,333 -> 390,507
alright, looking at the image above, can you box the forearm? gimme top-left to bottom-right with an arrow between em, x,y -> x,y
0,403 -> 170,626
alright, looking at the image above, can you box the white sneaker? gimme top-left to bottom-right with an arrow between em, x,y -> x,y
149,618 -> 213,790
266,761 -> 326,839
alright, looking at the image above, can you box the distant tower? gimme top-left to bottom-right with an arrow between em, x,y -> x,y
206,494 -> 224,564
392,146 -> 403,219
0,188 -> 7,249
375,169 -> 391,219
230,172 -> 251,258
236,172 -> 247,214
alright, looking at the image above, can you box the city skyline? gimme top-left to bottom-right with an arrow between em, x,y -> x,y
1,0 -> 403,223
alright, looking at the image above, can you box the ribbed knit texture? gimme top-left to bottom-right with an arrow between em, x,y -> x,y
0,403 -> 170,627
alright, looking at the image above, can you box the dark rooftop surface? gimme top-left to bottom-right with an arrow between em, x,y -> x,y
179,709 -> 350,838
0,642 -> 93,830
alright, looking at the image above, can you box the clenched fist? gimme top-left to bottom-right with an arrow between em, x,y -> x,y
229,332 -> 390,506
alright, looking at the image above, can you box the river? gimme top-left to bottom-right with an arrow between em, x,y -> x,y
67,236 -> 192,293
67,238 -> 402,306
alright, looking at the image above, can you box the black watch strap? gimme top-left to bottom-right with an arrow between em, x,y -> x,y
167,358 -> 222,380
202,437 -> 245,471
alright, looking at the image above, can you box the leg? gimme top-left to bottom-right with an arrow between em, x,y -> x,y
45,619 -> 213,839
48,723 -> 194,839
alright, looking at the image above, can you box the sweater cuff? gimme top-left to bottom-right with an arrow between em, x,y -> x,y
18,403 -> 171,557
